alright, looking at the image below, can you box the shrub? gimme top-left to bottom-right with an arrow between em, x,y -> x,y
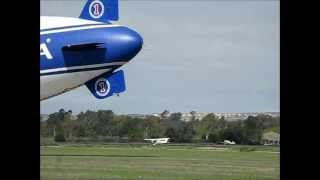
54,133 -> 66,142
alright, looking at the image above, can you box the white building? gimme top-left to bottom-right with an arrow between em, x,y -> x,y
262,131 -> 280,145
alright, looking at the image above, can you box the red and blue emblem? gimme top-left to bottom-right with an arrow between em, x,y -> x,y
89,0 -> 105,19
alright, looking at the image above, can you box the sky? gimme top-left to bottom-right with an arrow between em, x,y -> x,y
40,0 -> 279,115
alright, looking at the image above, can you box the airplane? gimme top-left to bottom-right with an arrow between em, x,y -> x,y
40,0 -> 143,101
144,138 -> 170,146
223,140 -> 236,145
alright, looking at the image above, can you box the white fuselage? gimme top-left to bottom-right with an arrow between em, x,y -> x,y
144,138 -> 170,145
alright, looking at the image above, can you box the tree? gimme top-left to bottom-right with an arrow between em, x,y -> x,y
41,109 -> 279,145
208,132 -> 220,143
76,110 -> 100,137
162,113 -> 183,142
243,116 -> 263,145
165,127 -> 178,142
160,110 -> 170,120
54,129 -> 66,142
168,112 -> 182,122
190,111 -> 197,121
178,121 -> 196,142
127,118 -> 144,141
40,120 -> 50,137
217,116 -> 227,129
220,120 -> 245,144
196,113 -> 219,141
62,110 -> 74,139
143,116 -> 162,138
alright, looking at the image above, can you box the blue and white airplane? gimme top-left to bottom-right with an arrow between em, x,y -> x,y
40,0 -> 143,101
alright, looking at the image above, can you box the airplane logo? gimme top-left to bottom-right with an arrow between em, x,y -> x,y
89,0 -> 105,19
95,78 -> 110,97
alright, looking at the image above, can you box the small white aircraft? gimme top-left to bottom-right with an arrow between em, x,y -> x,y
144,138 -> 170,146
223,140 -> 236,145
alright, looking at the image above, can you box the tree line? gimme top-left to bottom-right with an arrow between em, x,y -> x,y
40,109 -> 280,145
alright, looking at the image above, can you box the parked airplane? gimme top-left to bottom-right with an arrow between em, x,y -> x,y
144,138 -> 170,146
223,140 -> 236,145
40,0 -> 143,101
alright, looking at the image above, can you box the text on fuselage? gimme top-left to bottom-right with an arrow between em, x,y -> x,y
40,43 -> 53,60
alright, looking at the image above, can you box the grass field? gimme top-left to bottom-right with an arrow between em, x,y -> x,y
41,144 -> 279,180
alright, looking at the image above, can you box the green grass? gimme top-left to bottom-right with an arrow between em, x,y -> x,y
41,144 -> 279,180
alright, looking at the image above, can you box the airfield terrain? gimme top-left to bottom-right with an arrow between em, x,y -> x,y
41,144 -> 279,180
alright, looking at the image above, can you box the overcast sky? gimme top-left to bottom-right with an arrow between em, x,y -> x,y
40,0 -> 279,114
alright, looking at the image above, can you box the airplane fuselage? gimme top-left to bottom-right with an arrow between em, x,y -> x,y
40,16 -> 143,100
144,138 -> 170,145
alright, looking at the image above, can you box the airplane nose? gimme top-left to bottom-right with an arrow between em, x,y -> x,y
110,27 -> 143,61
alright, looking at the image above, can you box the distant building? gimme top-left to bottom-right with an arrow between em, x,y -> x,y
181,112 -> 209,122
215,112 -> 280,121
181,113 -> 191,121
40,114 -> 77,121
262,131 -> 280,145
124,112 -> 280,122
127,114 -> 149,119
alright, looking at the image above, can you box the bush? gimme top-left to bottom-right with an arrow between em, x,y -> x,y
208,132 -> 220,143
54,133 -> 66,142
40,137 -> 57,146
